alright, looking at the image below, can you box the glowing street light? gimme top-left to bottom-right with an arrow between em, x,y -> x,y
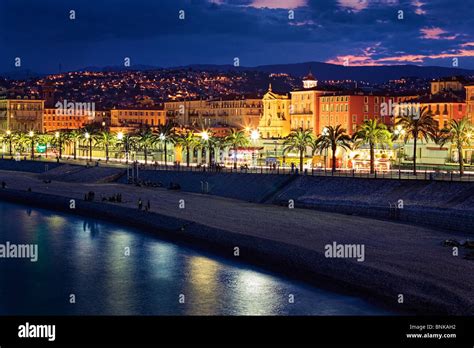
394,125 -> 406,177
28,131 -> 34,160
117,131 -> 124,140
250,129 -> 260,141
322,127 -> 329,170
54,131 -> 62,159
84,132 -> 92,162
201,131 -> 209,141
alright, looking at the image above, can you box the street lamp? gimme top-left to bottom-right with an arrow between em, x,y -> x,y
55,131 -> 62,159
28,131 -> 34,160
250,129 -> 260,141
322,127 -> 329,171
201,131 -> 210,164
6,130 -> 12,157
85,132 -> 92,162
250,129 -> 260,168
394,125 -> 406,177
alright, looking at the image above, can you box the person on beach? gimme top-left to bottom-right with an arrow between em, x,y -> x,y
1,181 -> 6,189
138,198 -> 143,210
146,200 -> 151,211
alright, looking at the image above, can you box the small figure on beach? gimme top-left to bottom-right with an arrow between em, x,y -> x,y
138,198 -> 143,210
1,181 -> 6,189
146,200 -> 151,211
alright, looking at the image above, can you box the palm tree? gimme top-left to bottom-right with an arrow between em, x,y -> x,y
283,128 -> 315,173
2,130 -> 14,156
396,106 -> 437,175
176,130 -> 198,167
95,131 -> 115,162
13,132 -> 31,155
136,127 -> 156,165
157,121 -> 176,166
225,129 -> 249,169
438,117 -> 473,176
352,119 -> 392,174
313,125 -> 352,172
67,129 -> 82,159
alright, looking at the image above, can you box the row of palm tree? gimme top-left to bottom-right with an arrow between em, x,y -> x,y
0,122 -> 253,169
1,108 -> 472,175
282,107 -> 473,176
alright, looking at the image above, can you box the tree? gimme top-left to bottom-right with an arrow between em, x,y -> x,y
313,125 -> 352,172
95,131 -> 115,162
396,106 -> 437,175
176,130 -> 198,167
67,130 -> 82,159
225,129 -> 249,169
438,117 -> 473,176
283,128 -> 315,173
39,133 -> 53,158
135,127 -> 156,165
352,119 -> 392,174
157,121 -> 176,166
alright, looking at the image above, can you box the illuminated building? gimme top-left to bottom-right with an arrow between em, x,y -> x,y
258,84 -> 291,139
290,71 -> 326,134
110,108 -> 166,128
416,94 -> 466,129
431,77 -> 465,95
164,97 -> 262,128
43,107 -> 94,132
465,84 -> 474,123
0,97 -> 44,132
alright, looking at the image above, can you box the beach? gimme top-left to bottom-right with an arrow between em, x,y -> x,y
0,168 -> 473,315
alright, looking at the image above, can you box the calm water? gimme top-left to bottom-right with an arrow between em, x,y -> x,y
0,201 -> 391,315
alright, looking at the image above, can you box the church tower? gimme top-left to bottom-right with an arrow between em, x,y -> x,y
303,68 -> 317,89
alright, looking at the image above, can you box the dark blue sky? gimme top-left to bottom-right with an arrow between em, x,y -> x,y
1,0 -> 473,73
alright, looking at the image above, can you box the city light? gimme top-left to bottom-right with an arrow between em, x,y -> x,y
201,131 -> 209,141
159,133 -> 166,141
85,132 -> 90,139
55,132 -> 60,138
250,129 -> 260,141
117,132 -> 124,140
28,131 -> 34,137
6,130 -> 11,136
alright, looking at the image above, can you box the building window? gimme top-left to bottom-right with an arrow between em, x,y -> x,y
364,96 -> 368,104
375,97 -> 379,104
364,105 -> 369,113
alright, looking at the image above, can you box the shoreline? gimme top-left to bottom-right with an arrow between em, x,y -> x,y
0,188 -> 472,315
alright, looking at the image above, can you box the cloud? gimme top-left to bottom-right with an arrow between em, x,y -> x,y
420,27 -> 458,40
412,0 -> 426,15
326,42 -> 474,66
248,0 -> 308,9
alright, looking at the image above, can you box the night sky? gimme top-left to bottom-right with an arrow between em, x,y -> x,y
0,0 -> 473,73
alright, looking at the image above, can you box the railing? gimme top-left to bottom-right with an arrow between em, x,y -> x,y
2,153 -> 473,182
124,162 -> 474,182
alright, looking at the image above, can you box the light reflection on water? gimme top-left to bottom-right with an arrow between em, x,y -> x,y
0,201 -> 393,315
